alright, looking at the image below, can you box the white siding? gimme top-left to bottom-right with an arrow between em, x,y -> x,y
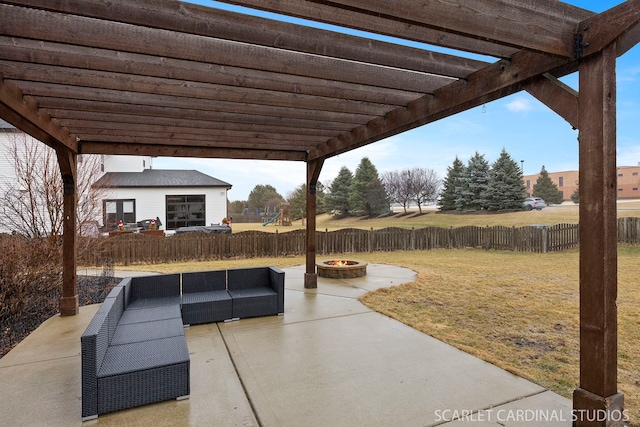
0,131 -> 22,185
103,155 -> 153,173
105,187 -> 228,228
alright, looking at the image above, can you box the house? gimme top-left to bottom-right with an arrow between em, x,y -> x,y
0,120 -> 232,233
94,155 -> 232,231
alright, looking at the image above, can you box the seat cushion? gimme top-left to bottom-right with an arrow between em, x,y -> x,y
98,336 -> 189,378
110,318 -> 184,346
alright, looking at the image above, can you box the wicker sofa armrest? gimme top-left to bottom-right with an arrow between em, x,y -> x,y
268,267 -> 285,314
81,286 -> 125,420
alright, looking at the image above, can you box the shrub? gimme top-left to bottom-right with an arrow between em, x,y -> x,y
0,234 -> 61,352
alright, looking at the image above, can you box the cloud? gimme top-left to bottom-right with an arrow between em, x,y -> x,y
617,145 -> 640,167
505,97 -> 534,113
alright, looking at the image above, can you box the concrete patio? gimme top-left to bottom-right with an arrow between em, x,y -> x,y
0,264 -> 573,426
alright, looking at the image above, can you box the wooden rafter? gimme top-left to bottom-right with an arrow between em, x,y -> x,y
0,75 -> 77,152
78,141 -> 307,161
0,5 -> 453,93
309,50 -> 571,160
223,0 -> 593,57
576,0 -> 640,58
1,0 -> 488,79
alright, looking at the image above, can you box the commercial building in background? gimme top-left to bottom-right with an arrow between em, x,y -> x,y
524,166 -> 640,201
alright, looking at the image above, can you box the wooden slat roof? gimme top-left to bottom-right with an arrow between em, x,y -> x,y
1,0 -> 639,163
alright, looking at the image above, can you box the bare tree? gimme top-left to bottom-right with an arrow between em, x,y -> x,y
382,169 -> 413,213
408,167 -> 441,213
0,132 -> 108,238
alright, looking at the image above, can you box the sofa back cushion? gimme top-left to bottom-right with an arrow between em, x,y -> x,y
130,274 -> 180,303
227,267 -> 268,291
182,270 -> 226,293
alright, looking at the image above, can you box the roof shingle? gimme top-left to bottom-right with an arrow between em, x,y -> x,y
94,169 -> 231,188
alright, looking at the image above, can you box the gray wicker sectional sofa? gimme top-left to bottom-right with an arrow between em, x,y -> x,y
81,266 -> 285,420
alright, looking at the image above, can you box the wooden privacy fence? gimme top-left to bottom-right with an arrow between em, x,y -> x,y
79,218 -> 640,266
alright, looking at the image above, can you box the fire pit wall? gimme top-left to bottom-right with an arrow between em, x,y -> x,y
316,260 -> 368,279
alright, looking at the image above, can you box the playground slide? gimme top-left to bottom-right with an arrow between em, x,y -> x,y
262,212 -> 280,226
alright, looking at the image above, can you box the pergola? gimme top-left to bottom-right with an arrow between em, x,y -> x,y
1,0 -> 638,424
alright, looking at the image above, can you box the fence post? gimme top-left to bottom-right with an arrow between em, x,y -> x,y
369,227 -> 373,252
411,227 -> 416,250
542,226 -> 549,253
448,226 -> 453,249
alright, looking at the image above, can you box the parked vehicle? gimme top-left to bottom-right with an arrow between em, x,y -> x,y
175,224 -> 232,234
524,197 -> 547,210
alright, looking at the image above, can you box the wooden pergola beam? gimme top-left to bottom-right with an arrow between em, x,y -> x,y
309,50 -> 570,160
1,0 -> 487,79
78,141 -> 307,162
573,42 -> 622,427
300,0 -> 586,56
524,73 -> 579,129
0,5 -> 451,94
1,63 -> 397,117
55,146 -> 79,317
576,0 -> 640,59
304,157 -> 324,289
41,104 -> 363,132
0,75 -> 77,153
80,134 -> 320,153
0,37 -> 421,106
225,0 -> 592,57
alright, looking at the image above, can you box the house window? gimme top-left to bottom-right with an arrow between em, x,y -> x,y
104,199 -> 136,229
634,188 -> 638,191
633,172 -> 638,176
558,177 -> 564,187
166,195 -> 206,230
618,173 -> 624,177
526,180 -> 530,189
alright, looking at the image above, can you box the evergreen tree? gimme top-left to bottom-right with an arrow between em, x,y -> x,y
570,181 -> 579,204
247,184 -> 283,214
486,148 -> 526,211
287,182 -> 327,220
532,166 -> 564,204
325,166 -> 353,216
349,157 -> 388,216
455,152 -> 490,210
438,156 -> 465,211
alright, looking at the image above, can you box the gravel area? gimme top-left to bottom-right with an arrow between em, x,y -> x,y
0,275 -> 117,358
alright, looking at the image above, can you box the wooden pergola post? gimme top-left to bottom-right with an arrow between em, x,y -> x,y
305,157 -> 324,289
573,42 -> 624,426
56,146 -> 79,316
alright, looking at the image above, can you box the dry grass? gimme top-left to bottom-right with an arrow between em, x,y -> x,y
233,201 -> 640,233
359,248 -> 640,426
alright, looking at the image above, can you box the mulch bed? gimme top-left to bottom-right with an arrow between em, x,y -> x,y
0,275 -> 117,358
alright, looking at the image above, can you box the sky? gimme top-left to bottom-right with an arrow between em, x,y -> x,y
154,0 -> 640,202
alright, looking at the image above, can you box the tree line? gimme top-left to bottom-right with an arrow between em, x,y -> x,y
232,151 -> 568,219
439,149 -> 565,211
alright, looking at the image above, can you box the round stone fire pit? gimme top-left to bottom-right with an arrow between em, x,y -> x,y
316,259 -> 368,279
